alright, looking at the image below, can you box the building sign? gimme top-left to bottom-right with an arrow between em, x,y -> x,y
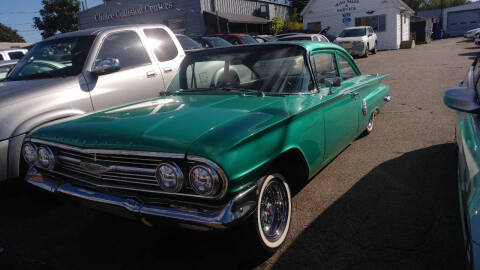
342,13 -> 352,26
94,2 -> 174,22
335,0 -> 360,13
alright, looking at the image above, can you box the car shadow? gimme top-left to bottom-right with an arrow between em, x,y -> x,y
465,47 -> 480,50
459,51 -> 480,57
271,143 -> 466,269
0,144 -> 466,270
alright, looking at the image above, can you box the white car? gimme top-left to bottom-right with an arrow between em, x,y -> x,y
334,26 -> 377,58
464,28 -> 480,39
0,48 -> 28,61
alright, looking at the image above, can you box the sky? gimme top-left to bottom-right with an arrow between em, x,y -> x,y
0,0 -> 479,43
0,0 -> 104,43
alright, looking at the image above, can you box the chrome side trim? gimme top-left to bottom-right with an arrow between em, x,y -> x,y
26,138 -> 185,159
26,167 -> 256,229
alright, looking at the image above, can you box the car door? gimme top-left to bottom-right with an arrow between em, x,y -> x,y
142,27 -> 184,89
311,51 -> 359,160
368,27 -> 376,48
87,30 -> 165,110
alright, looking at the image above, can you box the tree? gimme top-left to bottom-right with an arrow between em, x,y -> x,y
284,9 -> 303,32
0,23 -> 25,42
268,16 -> 285,35
34,0 -> 80,39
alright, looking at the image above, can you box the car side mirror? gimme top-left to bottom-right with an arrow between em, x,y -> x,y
92,58 -> 120,76
368,33 -> 373,37
325,77 -> 341,94
444,87 -> 480,113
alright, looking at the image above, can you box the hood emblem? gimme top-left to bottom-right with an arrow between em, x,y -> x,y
79,162 -> 111,174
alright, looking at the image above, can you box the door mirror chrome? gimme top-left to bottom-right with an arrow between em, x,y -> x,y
92,58 -> 120,76
325,77 -> 341,94
444,87 -> 480,113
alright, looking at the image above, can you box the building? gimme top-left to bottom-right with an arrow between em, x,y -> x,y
78,0 -> 291,35
417,2 -> 480,37
301,0 -> 414,50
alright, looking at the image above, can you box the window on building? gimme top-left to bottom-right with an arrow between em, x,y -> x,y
307,22 -> 322,31
337,55 -> 357,81
144,28 -> 178,62
96,31 -> 151,70
8,51 -> 25,60
355,15 -> 386,32
311,53 -> 338,88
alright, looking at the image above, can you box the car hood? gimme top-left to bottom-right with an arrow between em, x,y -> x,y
335,36 -> 367,42
30,94 -> 290,155
0,77 -> 81,140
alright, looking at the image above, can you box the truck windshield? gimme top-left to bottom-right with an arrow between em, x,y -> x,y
168,45 -> 314,94
339,29 -> 366,37
6,35 -> 96,81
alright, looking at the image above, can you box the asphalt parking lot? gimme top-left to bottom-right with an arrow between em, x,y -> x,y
0,37 -> 477,270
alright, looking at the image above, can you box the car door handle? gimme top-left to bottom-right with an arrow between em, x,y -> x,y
146,71 -> 158,78
163,67 -> 173,73
351,92 -> 359,98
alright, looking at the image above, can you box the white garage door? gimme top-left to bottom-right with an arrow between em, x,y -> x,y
447,9 -> 480,37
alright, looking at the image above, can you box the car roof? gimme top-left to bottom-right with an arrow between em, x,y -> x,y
187,41 -> 347,55
43,24 -> 168,41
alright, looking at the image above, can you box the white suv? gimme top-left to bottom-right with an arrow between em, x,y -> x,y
0,48 -> 28,61
334,26 -> 378,58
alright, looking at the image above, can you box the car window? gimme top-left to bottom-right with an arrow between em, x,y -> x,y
176,35 -> 202,51
96,31 -> 151,70
311,53 -> 339,88
0,54 -> 3,61
227,37 -> 239,45
319,36 -> 329,42
8,51 -> 25,60
143,28 -> 178,62
0,64 -> 13,80
337,54 -> 357,81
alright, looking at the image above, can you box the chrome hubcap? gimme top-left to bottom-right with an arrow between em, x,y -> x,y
260,180 -> 289,242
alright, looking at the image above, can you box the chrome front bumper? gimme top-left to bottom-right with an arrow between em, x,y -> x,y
25,167 -> 258,230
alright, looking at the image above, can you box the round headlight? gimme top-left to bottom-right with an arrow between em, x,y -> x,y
37,146 -> 55,170
22,143 -> 38,165
155,163 -> 183,192
189,165 -> 219,196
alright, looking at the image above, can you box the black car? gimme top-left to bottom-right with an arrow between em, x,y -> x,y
175,34 -> 203,53
193,37 -> 233,48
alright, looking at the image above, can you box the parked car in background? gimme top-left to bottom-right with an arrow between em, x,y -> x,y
278,33 -> 329,42
0,60 -> 17,80
0,48 -> 28,61
0,24 -> 185,183
444,56 -> 480,270
192,36 -> 232,48
254,35 -> 278,43
334,26 -> 378,58
275,32 -> 303,39
209,33 -> 258,45
465,28 -> 480,39
24,41 -> 391,255
175,34 -> 203,53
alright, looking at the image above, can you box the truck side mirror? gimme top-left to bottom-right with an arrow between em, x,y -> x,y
444,87 -> 480,113
92,58 -> 120,76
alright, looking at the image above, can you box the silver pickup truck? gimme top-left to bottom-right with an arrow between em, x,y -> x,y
0,24 -> 185,182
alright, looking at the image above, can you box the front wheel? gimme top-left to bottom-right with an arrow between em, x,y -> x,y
364,44 -> 369,58
372,42 -> 378,54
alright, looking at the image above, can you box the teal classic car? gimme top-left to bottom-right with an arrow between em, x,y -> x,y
444,57 -> 480,269
24,42 -> 390,252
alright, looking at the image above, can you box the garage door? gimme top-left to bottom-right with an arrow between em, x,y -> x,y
447,9 -> 480,37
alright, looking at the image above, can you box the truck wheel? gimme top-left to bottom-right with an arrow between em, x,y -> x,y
237,173 -> 292,257
364,45 -> 369,58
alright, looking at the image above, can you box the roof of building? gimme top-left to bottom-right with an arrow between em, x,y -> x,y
203,11 -> 270,24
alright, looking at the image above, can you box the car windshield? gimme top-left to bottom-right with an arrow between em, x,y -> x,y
240,36 -> 258,44
6,36 -> 95,81
203,37 -> 232,47
168,45 -> 313,94
176,35 -> 202,50
339,29 -> 367,37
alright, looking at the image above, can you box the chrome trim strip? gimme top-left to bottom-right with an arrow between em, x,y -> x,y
26,167 -> 256,229
26,138 -> 185,159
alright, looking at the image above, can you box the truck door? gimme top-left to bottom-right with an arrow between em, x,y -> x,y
142,27 -> 184,89
87,30 -> 165,110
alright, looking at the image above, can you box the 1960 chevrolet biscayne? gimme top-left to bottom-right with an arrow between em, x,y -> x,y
23,42 -> 391,252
